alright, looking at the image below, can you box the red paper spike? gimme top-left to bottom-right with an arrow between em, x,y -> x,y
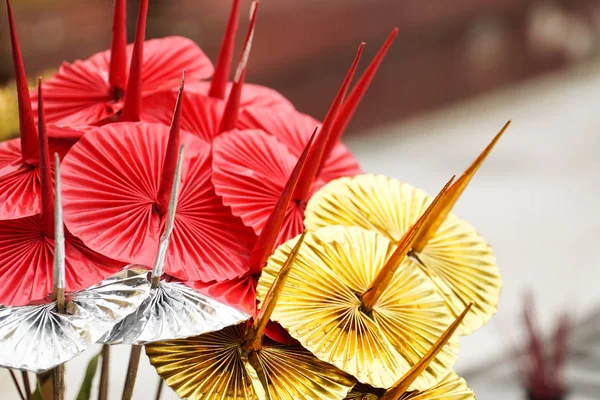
37,80 -> 55,238
218,1 -> 259,134
292,43 -> 364,202
156,73 -> 185,214
209,0 -> 241,99
238,107 -> 361,182
109,0 -> 127,92
61,122 -> 256,282
121,0 -> 148,122
325,28 -> 398,162
5,0 -> 37,162
249,128 -> 317,272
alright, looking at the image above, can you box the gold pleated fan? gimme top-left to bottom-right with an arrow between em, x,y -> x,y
304,124 -> 508,334
146,233 -> 356,400
256,226 -> 459,390
346,372 -> 474,400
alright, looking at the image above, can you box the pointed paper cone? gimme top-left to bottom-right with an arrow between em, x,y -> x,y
0,214 -> 125,305
212,129 -> 320,245
256,226 -> 459,390
346,372 -> 474,399
99,280 -> 250,344
304,175 -> 501,335
0,138 -> 72,219
32,37 -> 214,128
188,81 -> 294,110
146,323 -> 355,399
238,107 -> 361,182
60,122 -> 256,281
0,269 -> 149,372
142,90 -> 226,142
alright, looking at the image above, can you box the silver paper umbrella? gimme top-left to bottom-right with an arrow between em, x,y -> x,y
100,144 -> 250,346
0,154 -> 150,373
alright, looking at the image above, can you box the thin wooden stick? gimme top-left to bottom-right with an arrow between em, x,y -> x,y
9,370 -> 25,400
155,377 -> 164,400
21,371 -> 31,400
98,344 -> 110,400
53,364 -> 64,400
122,345 -> 142,400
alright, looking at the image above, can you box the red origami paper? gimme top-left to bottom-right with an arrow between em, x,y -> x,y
0,85 -> 123,306
60,79 -> 255,282
187,126 -> 317,316
30,0 -> 213,130
211,43 -> 364,248
0,1 -> 77,219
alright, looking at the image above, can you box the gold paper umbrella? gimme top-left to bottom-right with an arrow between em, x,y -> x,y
304,122 -> 510,335
146,232 -> 356,400
257,180 -> 462,390
345,304 -> 474,399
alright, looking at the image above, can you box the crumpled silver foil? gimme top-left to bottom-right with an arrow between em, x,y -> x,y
99,280 -> 250,344
0,269 -> 150,373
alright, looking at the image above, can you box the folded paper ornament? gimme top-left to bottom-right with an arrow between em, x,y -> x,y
147,232 -> 356,400
304,123 -> 509,334
0,153 -> 149,372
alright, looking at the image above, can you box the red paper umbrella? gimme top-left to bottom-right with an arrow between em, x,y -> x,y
237,28 -> 398,183
61,78 -> 255,282
30,0 -> 213,130
211,43 -> 364,248
187,126 -> 317,316
0,84 -> 124,306
0,1 -> 77,220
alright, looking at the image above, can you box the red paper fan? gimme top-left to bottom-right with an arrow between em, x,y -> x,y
238,108 -> 361,183
0,3 -> 77,219
31,0 -> 213,129
185,81 -> 294,110
212,44 -> 364,245
0,87 -> 123,306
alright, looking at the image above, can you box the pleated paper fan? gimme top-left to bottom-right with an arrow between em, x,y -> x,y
186,274 -> 259,315
257,226 -> 459,390
346,372 -> 474,400
238,107 -> 361,183
304,174 -> 502,335
185,81 -> 294,110
212,129 -> 324,244
0,137 -> 72,219
147,234 -> 355,399
31,0 -> 213,129
141,90 -> 225,142
61,121 -> 256,282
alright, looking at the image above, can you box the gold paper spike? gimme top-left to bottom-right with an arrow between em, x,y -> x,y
256,225 -> 459,391
146,232 -> 355,400
304,133 -> 505,335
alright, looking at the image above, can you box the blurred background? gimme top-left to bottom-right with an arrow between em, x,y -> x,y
1,0 -> 600,399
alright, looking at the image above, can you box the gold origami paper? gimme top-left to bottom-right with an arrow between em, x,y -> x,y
304,174 -> 501,334
256,226 -> 459,390
346,372 -> 474,399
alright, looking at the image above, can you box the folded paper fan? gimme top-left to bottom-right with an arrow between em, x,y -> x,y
61,81 -> 255,282
185,81 -> 294,110
211,42 -> 363,247
147,232 -> 356,399
0,2 -> 77,219
304,123 -> 509,334
100,145 -> 250,345
257,180 -> 462,390
0,155 -> 149,372
31,0 -> 213,129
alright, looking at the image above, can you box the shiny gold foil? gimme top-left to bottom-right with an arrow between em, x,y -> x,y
146,322 -> 355,399
346,372 -> 474,399
256,227 -> 459,390
304,174 -> 501,335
